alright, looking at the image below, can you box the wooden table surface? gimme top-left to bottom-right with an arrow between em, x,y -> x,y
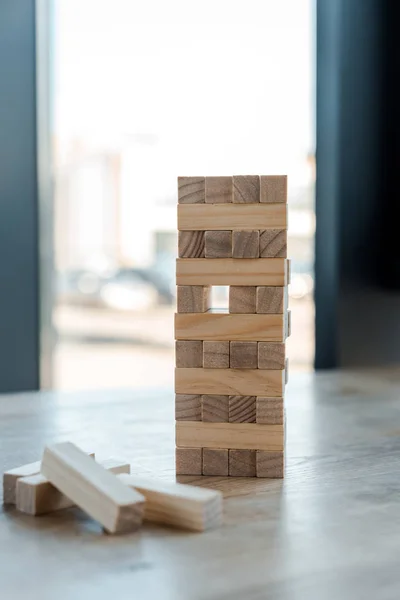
1,370 -> 400,599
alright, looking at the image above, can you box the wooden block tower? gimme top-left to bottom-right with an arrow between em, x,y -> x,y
175,175 -> 290,478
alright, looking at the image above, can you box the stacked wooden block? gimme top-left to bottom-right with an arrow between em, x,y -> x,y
175,175 -> 290,478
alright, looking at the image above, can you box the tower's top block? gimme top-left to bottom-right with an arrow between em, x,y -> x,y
178,176 -> 287,204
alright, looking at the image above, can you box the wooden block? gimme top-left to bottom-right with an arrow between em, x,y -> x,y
285,358 -> 289,384
178,231 -> 205,258
287,258 -> 292,283
256,451 -> 284,478
118,473 -> 222,531
176,421 -> 284,451
205,231 -> 232,258
229,396 -> 256,423
175,394 -> 202,421
178,203 -> 287,231
205,176 -> 232,204
175,340 -> 203,368
3,450 -> 94,506
229,286 -> 256,314
202,395 -> 229,422
256,286 -> 285,314
260,175 -> 287,204
287,309 -> 291,337
178,176 -> 205,204
176,368 -> 285,397
41,442 -> 144,534
202,448 -> 229,476
233,175 -> 260,204
203,341 -> 229,369
232,231 -> 259,258
229,341 -> 258,369
175,312 -> 285,342
15,458 -> 130,516
259,229 -> 287,258
175,448 -> 202,475
256,397 -> 284,424
258,342 -> 285,369
176,258 -> 286,286
229,450 -> 256,476
177,285 -> 211,313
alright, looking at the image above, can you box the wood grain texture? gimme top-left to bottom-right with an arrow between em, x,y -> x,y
203,341 -> 230,369
256,397 -> 284,424
178,203 -> 287,231
176,258 -> 287,286
260,175 -> 287,204
178,177 -> 205,204
119,474 -> 223,531
175,312 -> 285,342
175,340 -> 203,368
202,449 -> 229,476
256,450 -> 284,478
175,448 -> 202,475
176,421 -> 284,451
175,394 -> 202,421
177,285 -> 211,313
229,396 -> 256,423
258,342 -> 286,369
41,443 -> 144,534
228,286 -> 256,314
229,341 -> 258,369
256,287 -> 285,314
202,395 -> 229,422
175,368 -> 285,397
205,176 -> 232,204
229,450 -> 256,477
178,231 -> 205,258
233,175 -> 260,204
259,229 -> 287,258
232,230 -> 259,258
205,230 -> 232,258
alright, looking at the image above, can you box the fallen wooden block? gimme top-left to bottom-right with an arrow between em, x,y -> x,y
118,474 -> 223,532
41,442 -> 144,534
16,458 -> 130,516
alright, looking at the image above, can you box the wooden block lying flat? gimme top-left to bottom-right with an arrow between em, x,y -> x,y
176,258 -> 286,286
178,231 -> 205,258
229,341 -> 258,369
256,397 -> 284,424
41,442 -> 144,534
202,395 -> 229,422
202,448 -> 229,476
178,176 -> 205,204
175,312 -> 285,342
205,231 -> 232,258
203,341 -> 230,369
175,340 -> 203,368
178,203 -> 287,231
175,394 -> 202,421
260,175 -> 287,204
258,342 -> 286,369
229,396 -> 256,423
15,458 -> 130,516
256,287 -> 285,314
229,286 -> 256,314
205,176 -> 232,204
259,229 -> 287,258
232,230 -> 259,258
256,451 -> 284,478
3,450 -> 94,505
119,473 -> 223,531
177,285 -> 211,313
233,175 -> 260,204
175,448 -> 202,475
229,450 -> 256,477
176,422 -> 284,451
176,368 -> 285,397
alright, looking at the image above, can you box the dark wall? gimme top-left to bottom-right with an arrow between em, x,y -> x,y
0,0 -> 40,392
